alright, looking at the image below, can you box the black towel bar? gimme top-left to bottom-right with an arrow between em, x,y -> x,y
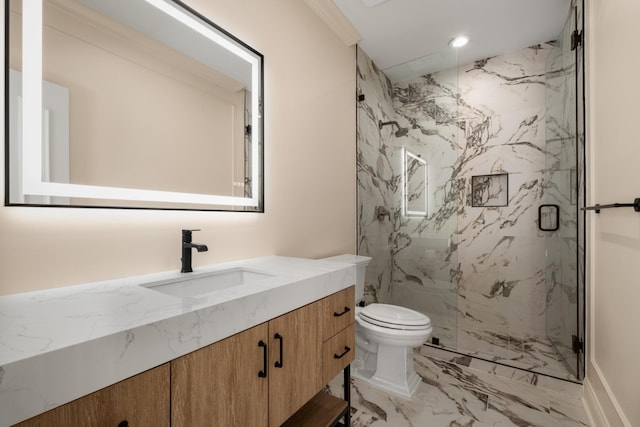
582,198 -> 640,213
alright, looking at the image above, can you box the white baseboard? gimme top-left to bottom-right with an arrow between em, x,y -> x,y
583,361 -> 632,427
584,377 -> 610,427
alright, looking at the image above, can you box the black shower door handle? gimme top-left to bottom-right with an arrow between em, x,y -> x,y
538,204 -> 559,231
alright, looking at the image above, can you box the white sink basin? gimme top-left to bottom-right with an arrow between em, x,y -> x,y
142,268 -> 274,298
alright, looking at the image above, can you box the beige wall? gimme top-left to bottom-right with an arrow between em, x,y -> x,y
0,0 -> 357,295
586,0 -> 640,425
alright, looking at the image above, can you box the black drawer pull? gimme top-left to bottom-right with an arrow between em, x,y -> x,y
333,307 -> 351,317
274,333 -> 283,368
118,421 -> 129,427
333,346 -> 351,359
258,340 -> 267,378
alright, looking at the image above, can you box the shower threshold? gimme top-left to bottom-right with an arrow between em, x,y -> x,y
422,335 -> 580,386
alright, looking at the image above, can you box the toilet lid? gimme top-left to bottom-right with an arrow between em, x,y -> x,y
359,304 -> 431,330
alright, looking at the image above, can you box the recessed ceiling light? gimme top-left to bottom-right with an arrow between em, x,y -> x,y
361,0 -> 388,7
449,35 -> 470,48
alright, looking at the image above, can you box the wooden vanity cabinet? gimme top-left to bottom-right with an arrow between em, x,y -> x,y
13,286 -> 355,427
320,286 -> 355,385
321,286 -> 355,341
170,301 -> 321,427
14,364 -> 170,427
171,323 -> 269,427
171,289 -> 353,427
269,285 -> 356,426
281,286 -> 355,427
268,301 -> 322,427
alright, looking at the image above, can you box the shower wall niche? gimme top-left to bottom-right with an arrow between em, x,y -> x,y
357,31 -> 583,380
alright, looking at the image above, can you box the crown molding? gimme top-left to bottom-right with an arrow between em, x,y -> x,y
304,0 -> 361,46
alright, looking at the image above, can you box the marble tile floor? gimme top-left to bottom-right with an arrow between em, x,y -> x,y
328,347 -> 590,427
452,327 -> 578,382
428,318 -> 577,381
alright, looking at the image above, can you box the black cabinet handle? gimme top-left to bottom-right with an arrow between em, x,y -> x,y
333,346 -> 351,359
333,307 -> 351,317
258,340 -> 267,378
117,421 -> 129,427
274,333 -> 283,368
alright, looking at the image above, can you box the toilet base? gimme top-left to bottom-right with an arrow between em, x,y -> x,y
351,343 -> 421,399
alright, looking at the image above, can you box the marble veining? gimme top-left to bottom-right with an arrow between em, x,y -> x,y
328,346 -> 590,427
0,256 -> 356,427
471,174 -> 509,207
357,37 -> 582,381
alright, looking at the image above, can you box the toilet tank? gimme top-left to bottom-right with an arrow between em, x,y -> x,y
320,254 -> 371,303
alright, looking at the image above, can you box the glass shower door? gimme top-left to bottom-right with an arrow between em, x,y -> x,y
543,0 -> 584,380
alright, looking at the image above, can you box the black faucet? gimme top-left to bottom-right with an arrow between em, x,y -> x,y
181,229 -> 208,273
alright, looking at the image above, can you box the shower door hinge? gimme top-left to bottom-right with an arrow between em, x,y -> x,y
572,334 -> 584,354
571,30 -> 583,51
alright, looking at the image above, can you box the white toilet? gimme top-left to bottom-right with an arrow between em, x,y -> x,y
322,255 -> 432,399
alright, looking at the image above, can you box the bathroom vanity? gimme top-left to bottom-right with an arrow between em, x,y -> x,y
0,257 -> 356,426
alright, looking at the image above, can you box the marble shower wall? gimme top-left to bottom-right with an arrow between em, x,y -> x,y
356,50 -> 396,305
451,45 -> 552,342
389,64 -> 461,343
357,44 -> 573,351
356,49 -> 461,345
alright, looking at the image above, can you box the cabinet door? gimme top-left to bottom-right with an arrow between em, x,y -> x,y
14,364 -> 170,427
171,323 -> 269,427
268,302 -> 322,427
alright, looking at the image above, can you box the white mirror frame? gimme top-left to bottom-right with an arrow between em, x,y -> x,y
17,0 -> 262,208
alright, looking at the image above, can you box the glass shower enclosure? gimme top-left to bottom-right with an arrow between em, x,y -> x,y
543,0 -> 586,380
356,0 -> 585,381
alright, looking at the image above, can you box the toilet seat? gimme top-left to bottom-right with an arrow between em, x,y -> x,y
358,303 -> 431,331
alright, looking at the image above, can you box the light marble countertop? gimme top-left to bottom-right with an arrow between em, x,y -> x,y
0,256 -> 356,426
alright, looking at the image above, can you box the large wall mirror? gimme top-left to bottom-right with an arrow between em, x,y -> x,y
5,0 -> 264,211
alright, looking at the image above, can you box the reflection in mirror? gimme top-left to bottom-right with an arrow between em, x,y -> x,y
403,149 -> 427,217
6,0 -> 263,211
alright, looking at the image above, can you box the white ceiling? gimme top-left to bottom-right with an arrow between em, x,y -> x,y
333,0 -> 572,81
